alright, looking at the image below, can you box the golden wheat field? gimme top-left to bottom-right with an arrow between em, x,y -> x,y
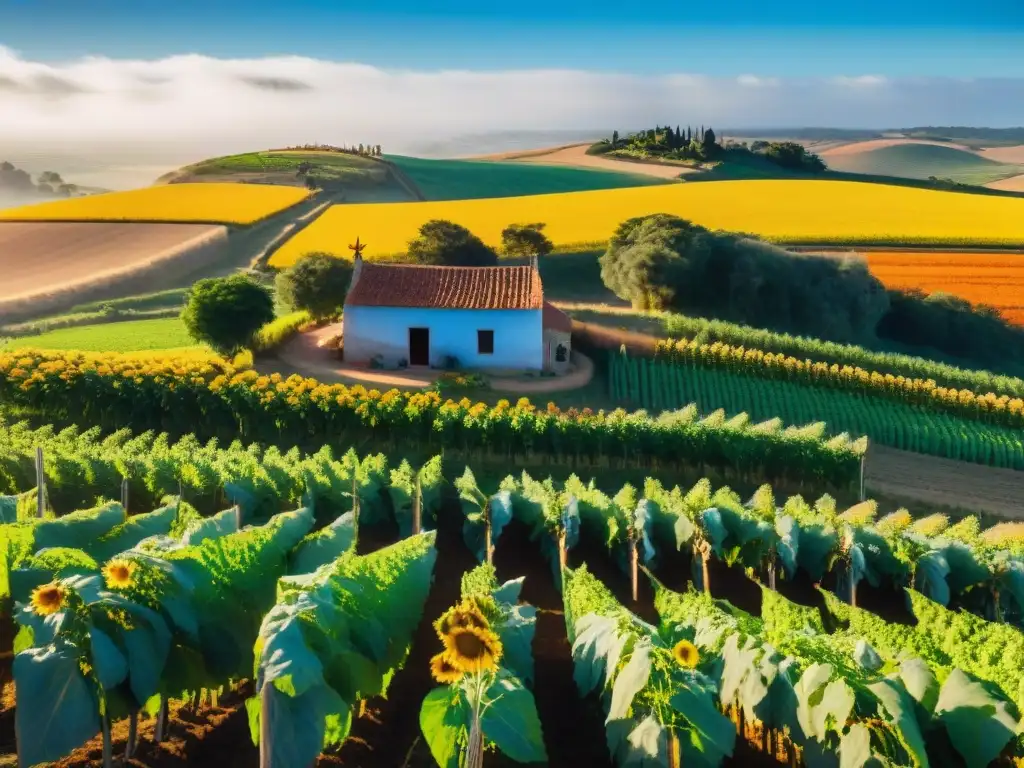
269,180 -> 1024,266
0,183 -> 311,225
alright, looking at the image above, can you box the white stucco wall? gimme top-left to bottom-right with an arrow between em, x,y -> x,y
344,306 -> 543,370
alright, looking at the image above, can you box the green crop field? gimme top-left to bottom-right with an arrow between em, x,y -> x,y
824,143 -> 1024,185
2,317 -> 205,353
385,155 -> 669,200
609,353 -> 1024,469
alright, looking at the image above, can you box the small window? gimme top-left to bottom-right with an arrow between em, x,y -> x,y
477,330 -> 494,355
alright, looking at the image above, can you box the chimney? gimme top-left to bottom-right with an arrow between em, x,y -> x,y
346,252 -> 363,302
530,253 -> 538,273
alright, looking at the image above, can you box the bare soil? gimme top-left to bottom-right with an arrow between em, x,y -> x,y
986,173 -> 1024,192
978,145 -> 1024,164
0,222 -> 225,305
473,143 -> 697,180
818,138 -> 976,157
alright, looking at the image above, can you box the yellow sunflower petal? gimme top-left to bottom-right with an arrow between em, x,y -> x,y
672,640 -> 699,669
30,582 -> 66,616
102,559 -> 137,589
430,652 -> 465,685
442,626 -> 503,674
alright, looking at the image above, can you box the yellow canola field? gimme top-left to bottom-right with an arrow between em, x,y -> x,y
0,183 -> 311,226
269,179 -> 1024,266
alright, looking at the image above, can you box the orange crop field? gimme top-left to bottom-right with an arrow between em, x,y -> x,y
863,251 -> 1024,325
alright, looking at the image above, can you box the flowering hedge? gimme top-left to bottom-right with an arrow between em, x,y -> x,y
655,337 -> 1024,428
0,349 -> 866,489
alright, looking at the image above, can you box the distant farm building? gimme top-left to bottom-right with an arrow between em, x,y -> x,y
342,256 -> 571,372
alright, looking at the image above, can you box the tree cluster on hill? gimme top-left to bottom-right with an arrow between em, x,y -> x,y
0,162 -> 80,198
591,127 -> 827,172
599,214 -> 888,342
599,214 -> 1024,365
270,143 -> 383,157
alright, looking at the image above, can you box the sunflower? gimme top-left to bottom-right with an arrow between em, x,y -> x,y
434,599 -> 490,639
442,626 -> 503,674
103,559 -> 137,589
672,640 -> 699,669
30,582 -> 66,616
430,652 -> 465,684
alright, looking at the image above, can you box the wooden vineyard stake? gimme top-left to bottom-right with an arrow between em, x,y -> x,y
859,455 -> 866,502
412,474 -> 422,535
35,447 -> 45,518
259,682 -> 274,768
351,471 -> 360,543
558,531 -> 568,571
125,711 -> 138,759
668,730 -> 681,768
629,539 -> 639,603
121,477 -> 129,512
154,696 -> 168,742
101,715 -> 113,768
235,504 -> 243,531
485,518 -> 493,565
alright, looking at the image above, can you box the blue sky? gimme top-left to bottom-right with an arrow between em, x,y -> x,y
3,0 -> 1024,76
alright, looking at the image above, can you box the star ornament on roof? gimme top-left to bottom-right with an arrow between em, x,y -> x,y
348,237 -> 367,257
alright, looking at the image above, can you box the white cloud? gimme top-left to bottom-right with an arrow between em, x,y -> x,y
0,45 -> 1021,157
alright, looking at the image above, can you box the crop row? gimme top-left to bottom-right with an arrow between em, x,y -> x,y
653,336 -> 1024,428
610,353 -> 1024,469
6,425 -> 1024,766
0,349 -> 866,490
659,308 -> 1024,397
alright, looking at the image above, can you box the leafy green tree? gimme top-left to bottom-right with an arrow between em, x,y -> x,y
612,130 -> 619,145
406,220 -> 498,266
500,222 -> 554,258
181,275 -> 275,353
275,252 -> 354,321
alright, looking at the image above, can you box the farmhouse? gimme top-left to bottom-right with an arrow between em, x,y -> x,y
342,255 -> 572,372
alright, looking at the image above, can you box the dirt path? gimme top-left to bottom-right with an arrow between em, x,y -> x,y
273,325 -> 596,394
474,143 -> 697,180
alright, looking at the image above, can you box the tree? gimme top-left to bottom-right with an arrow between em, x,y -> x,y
703,127 -> 717,147
501,222 -> 554,258
181,275 -> 275,353
599,214 -> 710,310
38,171 -> 63,185
275,252 -> 354,321
687,126 -> 692,142
407,220 -> 498,266
612,130 -> 619,146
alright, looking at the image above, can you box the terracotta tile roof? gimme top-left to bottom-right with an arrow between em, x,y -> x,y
543,301 -> 573,333
345,262 -> 543,310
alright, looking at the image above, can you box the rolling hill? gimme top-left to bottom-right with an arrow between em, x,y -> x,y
384,155 -> 669,200
821,142 -> 1024,185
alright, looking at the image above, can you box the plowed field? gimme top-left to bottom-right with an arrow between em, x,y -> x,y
0,222 -> 226,321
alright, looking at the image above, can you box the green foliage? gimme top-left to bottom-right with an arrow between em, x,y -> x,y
658,308 -> 1024,396
406,219 -> 498,266
252,311 -> 312,353
274,252 -> 353,321
600,214 -> 889,341
253,532 -> 437,767
563,566 -> 736,766
500,222 -> 554,258
181,275 -> 275,354
610,353 -> 1024,470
